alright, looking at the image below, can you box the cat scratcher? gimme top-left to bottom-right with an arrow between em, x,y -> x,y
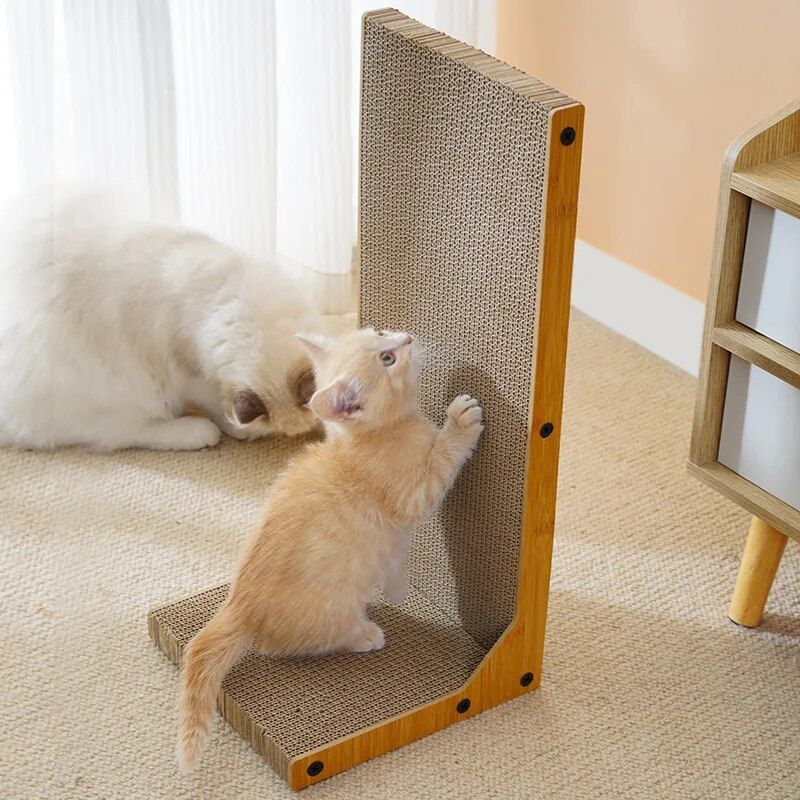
148,9 -> 583,789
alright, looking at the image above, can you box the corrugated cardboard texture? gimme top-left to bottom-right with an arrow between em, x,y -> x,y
359,10 -> 573,647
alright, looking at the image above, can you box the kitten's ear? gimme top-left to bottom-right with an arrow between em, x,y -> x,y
295,332 -> 331,364
293,367 -> 316,406
309,377 -> 363,422
232,388 -> 268,425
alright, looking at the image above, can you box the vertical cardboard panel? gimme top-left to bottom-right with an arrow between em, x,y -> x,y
359,11 -> 572,648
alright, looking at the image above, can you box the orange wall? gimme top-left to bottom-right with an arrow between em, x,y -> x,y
496,0 -> 799,301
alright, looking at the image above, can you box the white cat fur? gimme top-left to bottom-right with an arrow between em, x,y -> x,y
0,192 -> 321,451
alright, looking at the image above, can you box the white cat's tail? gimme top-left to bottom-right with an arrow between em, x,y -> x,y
177,606 -> 250,772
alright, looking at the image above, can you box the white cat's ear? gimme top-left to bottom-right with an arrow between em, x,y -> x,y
232,388 -> 268,425
309,377 -> 363,422
293,367 -> 316,407
295,332 -> 331,363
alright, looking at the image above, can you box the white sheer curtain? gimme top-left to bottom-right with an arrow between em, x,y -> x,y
0,0 -> 495,313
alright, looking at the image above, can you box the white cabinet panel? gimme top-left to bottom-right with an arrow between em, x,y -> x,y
719,357 -> 800,511
736,200 -> 800,353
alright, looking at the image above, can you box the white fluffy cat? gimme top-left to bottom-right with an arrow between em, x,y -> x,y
0,193 -> 322,451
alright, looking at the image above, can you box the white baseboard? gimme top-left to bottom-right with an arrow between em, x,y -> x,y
570,240 -> 705,376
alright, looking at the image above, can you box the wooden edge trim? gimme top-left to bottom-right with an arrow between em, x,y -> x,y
724,97 -> 800,173
289,103 -> 584,790
730,169 -> 800,220
687,461 -> 800,542
712,322 -> 800,390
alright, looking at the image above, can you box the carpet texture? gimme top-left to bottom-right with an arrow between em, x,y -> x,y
1,311 -> 798,800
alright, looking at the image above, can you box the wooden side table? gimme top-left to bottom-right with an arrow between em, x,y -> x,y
689,99 -> 800,627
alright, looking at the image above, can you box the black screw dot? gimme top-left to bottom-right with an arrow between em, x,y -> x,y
560,126 -> 576,146
539,422 -> 554,438
307,760 -> 324,777
520,672 -> 534,687
456,698 -> 471,714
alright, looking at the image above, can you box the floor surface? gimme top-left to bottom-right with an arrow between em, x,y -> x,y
2,311 -> 797,799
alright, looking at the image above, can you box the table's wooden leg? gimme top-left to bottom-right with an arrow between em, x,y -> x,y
728,516 -> 788,627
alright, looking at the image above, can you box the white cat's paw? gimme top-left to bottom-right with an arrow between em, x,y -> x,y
446,394 -> 484,431
346,620 -> 385,653
220,422 -> 265,442
170,417 -> 222,450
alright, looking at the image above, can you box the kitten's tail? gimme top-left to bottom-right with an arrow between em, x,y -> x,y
177,606 -> 250,772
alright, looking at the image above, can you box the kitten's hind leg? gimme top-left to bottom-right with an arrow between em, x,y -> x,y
344,618 -> 385,653
126,417 -> 221,451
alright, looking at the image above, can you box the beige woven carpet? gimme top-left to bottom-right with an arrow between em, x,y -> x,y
1,311 -> 798,800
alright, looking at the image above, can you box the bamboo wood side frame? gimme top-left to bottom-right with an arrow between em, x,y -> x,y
688,98 -> 800,543
289,102 -> 584,790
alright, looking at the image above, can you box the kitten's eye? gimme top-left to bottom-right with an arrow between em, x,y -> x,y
380,350 -> 396,366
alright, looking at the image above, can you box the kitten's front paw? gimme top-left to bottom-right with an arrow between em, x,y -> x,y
446,394 -> 484,432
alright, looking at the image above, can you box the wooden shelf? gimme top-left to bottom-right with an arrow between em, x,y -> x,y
691,101 -> 800,622
712,321 -> 800,390
731,151 -> 800,218
688,461 -> 800,542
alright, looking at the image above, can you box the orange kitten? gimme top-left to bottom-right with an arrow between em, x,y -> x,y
177,327 -> 483,770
